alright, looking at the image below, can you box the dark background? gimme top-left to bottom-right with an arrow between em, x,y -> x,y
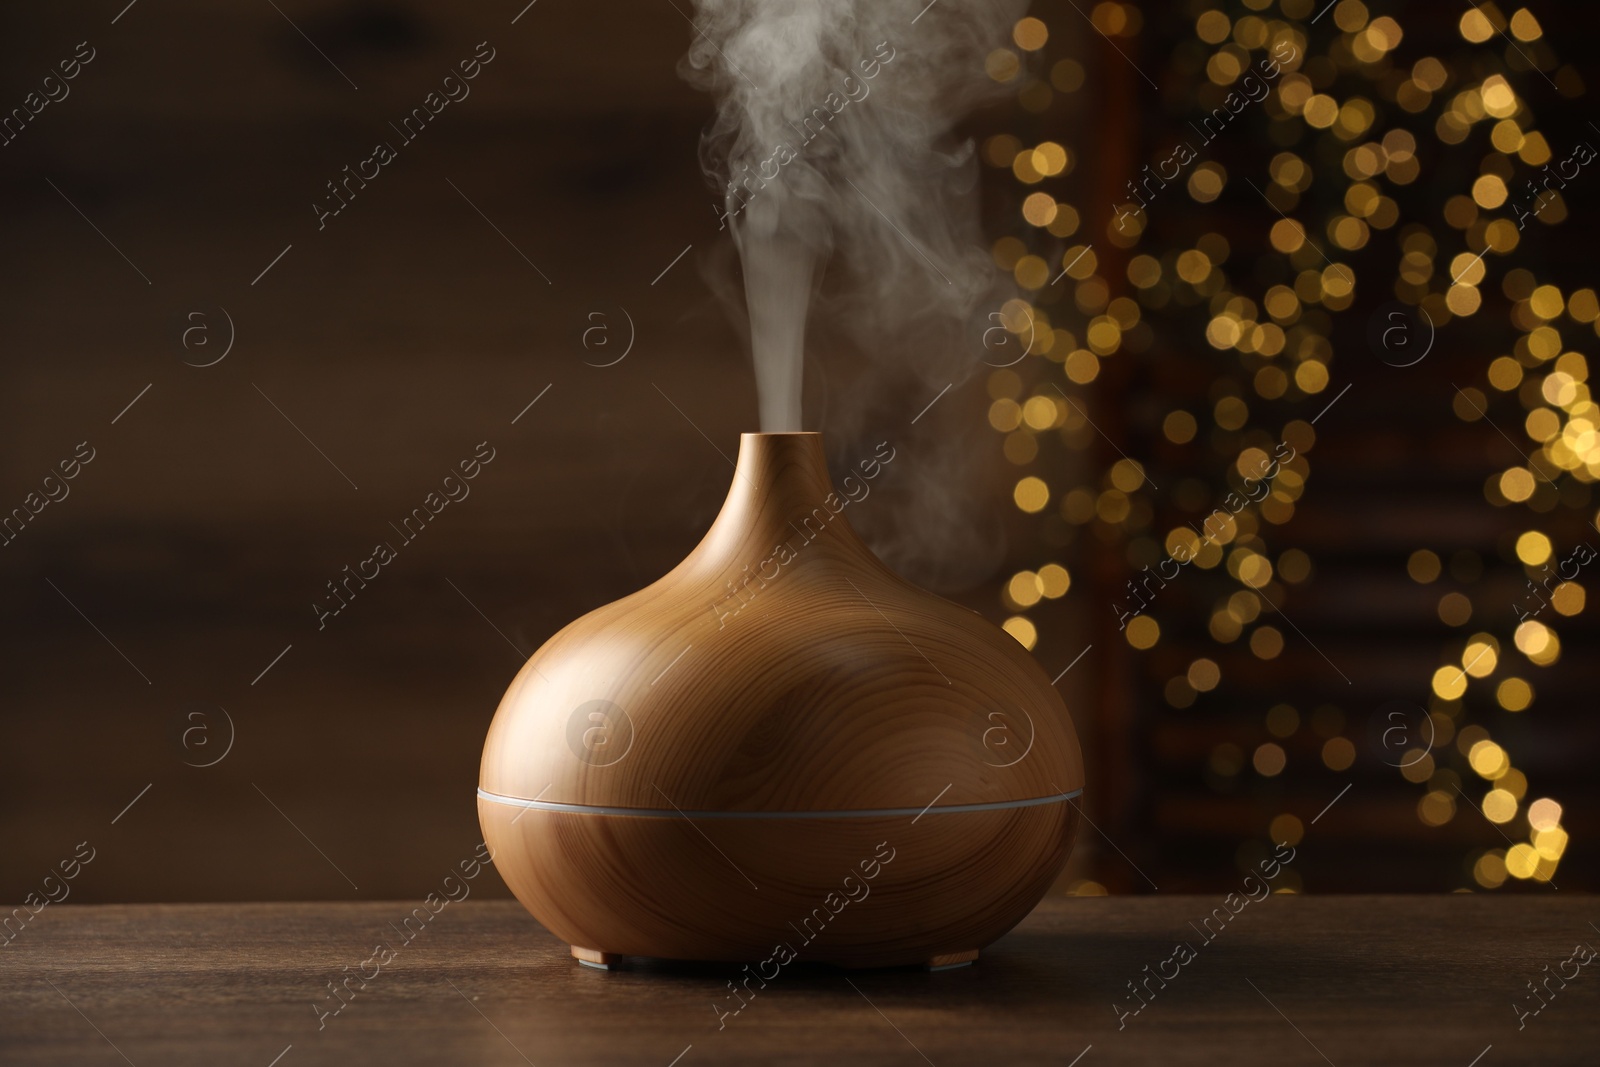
2,0 -> 1594,905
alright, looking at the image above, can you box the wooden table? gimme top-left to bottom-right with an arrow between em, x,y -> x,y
4,896 -> 1595,1065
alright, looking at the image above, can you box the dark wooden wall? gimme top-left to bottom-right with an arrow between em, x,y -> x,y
0,0 -> 1033,903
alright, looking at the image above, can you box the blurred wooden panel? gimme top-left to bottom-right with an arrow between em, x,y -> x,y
0,0 -> 1017,903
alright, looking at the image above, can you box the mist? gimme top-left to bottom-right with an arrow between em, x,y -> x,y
681,0 -> 1027,588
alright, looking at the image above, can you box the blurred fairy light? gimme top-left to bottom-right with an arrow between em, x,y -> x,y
985,0 -> 1584,889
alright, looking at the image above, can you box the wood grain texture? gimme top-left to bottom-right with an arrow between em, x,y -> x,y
480,432 -> 1084,812
3,897 -> 1595,1066
480,799 -> 1079,967
478,432 -> 1083,964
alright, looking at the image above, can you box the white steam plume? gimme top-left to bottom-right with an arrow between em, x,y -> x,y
681,0 -> 1026,587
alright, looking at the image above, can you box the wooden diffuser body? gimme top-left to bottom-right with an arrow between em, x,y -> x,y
479,432 -> 1083,968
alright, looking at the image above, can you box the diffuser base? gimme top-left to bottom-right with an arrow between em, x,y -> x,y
925,950 -> 979,971
571,947 -> 620,970
565,945 -> 983,972
482,796 -> 1081,972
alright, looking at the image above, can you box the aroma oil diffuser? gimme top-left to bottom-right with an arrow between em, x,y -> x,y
479,432 -> 1083,968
